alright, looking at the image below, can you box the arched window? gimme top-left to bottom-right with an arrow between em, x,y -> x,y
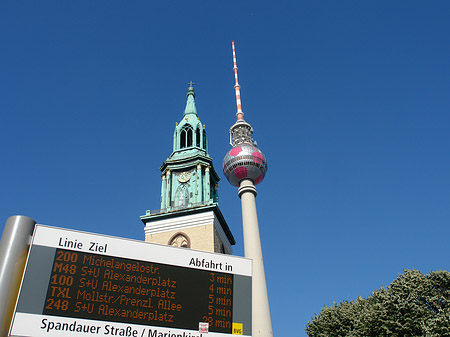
168,232 -> 191,248
180,126 -> 193,149
187,128 -> 193,147
196,128 -> 201,147
180,129 -> 186,148
175,184 -> 189,207
203,129 -> 207,150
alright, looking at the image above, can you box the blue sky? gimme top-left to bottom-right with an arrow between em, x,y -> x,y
1,1 -> 450,336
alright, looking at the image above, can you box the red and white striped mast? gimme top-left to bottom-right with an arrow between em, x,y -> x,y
232,41 -> 244,121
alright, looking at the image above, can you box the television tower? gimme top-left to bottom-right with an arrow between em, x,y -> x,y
223,41 -> 273,337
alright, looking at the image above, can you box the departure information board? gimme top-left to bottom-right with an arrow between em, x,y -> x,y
9,226 -> 252,337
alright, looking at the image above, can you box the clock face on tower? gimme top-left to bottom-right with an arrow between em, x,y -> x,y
178,171 -> 191,183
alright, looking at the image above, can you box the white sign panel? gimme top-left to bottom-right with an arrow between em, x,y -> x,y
9,225 -> 252,337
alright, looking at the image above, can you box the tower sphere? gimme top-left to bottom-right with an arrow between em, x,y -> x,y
223,143 -> 267,187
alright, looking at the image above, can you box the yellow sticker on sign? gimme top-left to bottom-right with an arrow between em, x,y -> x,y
232,323 -> 243,335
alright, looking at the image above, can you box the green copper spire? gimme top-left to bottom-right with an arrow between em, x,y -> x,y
173,82 -> 206,153
140,82 -> 236,255
150,83 -> 220,211
183,82 -> 198,116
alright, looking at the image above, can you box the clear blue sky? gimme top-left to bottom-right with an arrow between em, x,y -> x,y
1,1 -> 450,336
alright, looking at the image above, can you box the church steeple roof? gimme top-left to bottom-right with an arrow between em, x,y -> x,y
171,82 -> 207,154
183,82 -> 198,116
155,83 -> 222,212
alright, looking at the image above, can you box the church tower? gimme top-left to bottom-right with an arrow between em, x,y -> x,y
141,83 -> 235,254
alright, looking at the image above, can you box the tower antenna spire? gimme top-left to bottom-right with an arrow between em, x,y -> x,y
232,41 -> 244,121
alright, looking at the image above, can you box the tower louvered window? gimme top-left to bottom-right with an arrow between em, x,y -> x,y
180,126 -> 193,149
203,129 -> 207,150
187,128 -> 193,147
196,128 -> 201,147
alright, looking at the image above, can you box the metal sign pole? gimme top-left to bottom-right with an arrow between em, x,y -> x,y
0,215 -> 36,337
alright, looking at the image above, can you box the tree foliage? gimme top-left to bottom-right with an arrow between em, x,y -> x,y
306,269 -> 450,337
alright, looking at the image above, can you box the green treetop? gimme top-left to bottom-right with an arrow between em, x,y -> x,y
306,269 -> 450,337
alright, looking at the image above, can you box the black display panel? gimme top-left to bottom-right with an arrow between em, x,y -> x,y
42,249 -> 234,333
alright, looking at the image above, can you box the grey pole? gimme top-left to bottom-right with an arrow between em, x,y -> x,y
238,179 -> 273,337
0,215 -> 36,337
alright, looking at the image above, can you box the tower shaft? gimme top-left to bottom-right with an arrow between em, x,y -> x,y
238,179 -> 273,337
